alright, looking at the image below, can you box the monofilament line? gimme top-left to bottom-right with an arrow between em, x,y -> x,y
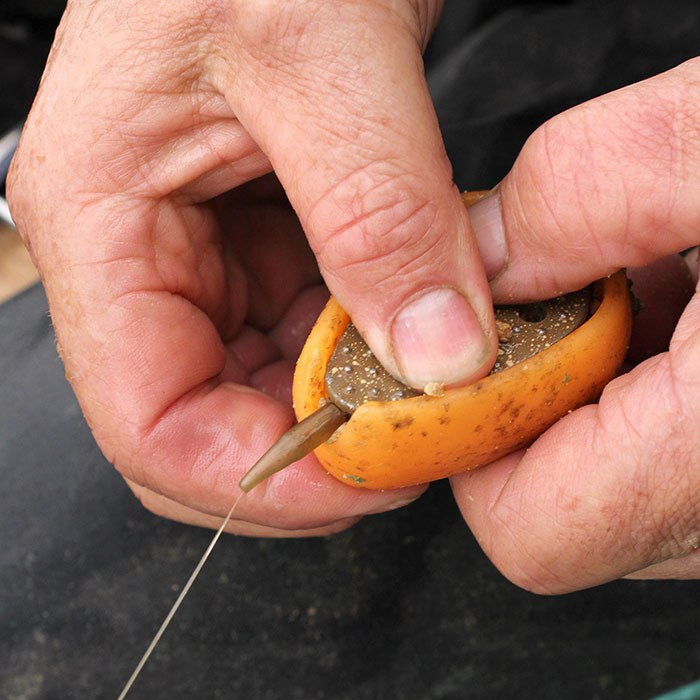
116,492 -> 246,700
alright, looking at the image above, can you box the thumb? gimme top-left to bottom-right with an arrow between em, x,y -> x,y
466,58 -> 700,303
216,0 -> 497,389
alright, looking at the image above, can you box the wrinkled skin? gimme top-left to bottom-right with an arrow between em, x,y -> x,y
8,0 -> 700,590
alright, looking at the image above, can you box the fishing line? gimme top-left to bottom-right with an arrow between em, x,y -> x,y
116,491 -> 246,700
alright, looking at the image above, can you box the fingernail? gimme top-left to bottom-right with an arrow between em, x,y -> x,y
468,190 -> 508,280
391,287 -> 491,388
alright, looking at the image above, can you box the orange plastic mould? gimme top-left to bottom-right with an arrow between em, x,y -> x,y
293,267 -> 631,491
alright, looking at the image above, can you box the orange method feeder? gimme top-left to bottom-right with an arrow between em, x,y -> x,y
239,193 -> 632,493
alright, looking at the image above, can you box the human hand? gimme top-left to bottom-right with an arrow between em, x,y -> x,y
8,1 -> 499,535
455,59 -> 700,590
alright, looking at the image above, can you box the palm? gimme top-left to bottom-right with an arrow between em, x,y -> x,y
152,181 -> 326,405
92,171 -> 331,490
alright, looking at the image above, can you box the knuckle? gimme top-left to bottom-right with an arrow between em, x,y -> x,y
521,112 -> 609,235
231,0 -> 328,63
310,169 -> 442,288
511,115 -> 604,272
326,197 -> 438,273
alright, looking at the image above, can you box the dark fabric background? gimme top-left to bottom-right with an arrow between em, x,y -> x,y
1,2 -> 699,698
